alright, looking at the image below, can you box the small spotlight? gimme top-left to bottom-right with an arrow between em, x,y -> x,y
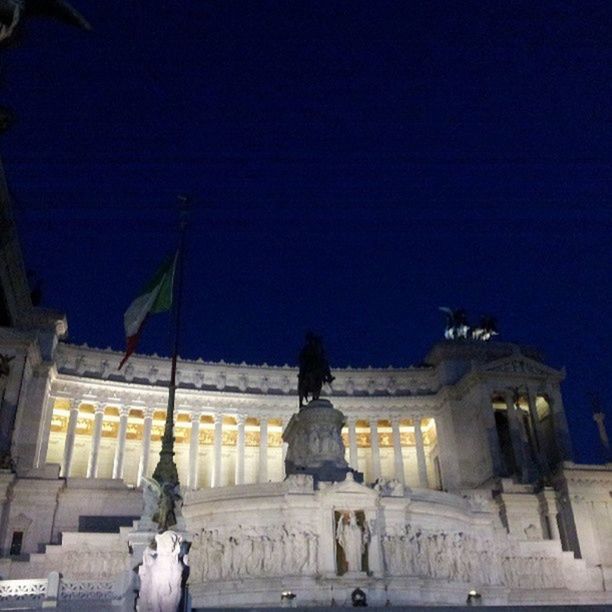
281,591 -> 296,608
466,590 -> 482,606
351,588 -> 368,607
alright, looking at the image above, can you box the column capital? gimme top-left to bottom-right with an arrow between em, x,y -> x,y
346,415 -> 358,425
390,415 -> 401,427
143,407 -> 155,420
213,413 -> 223,424
368,417 -> 379,427
118,405 -> 130,417
191,411 -> 201,424
235,413 -> 247,425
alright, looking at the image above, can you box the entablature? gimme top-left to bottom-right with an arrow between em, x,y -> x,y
56,342 -> 441,399
49,371 -> 443,421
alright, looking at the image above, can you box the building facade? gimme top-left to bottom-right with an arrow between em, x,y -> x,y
0,313 -> 610,606
0,172 -> 610,607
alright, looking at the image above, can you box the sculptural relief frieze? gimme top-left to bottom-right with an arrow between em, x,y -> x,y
189,524 -> 318,582
381,526 -> 503,585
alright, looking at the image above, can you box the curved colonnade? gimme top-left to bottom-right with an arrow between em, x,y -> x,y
42,343 -> 442,490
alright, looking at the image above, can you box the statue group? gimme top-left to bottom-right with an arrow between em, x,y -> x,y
439,307 -> 498,341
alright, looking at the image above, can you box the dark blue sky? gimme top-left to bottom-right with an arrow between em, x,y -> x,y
1,1 -> 610,463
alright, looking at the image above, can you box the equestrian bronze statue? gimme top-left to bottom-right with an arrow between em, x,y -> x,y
297,332 -> 334,407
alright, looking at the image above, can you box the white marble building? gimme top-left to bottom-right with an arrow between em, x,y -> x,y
0,167 -> 611,607
0,309 -> 610,607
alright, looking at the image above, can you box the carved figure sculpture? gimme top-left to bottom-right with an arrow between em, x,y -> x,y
336,511 -> 365,573
298,332 -> 334,407
138,531 -> 184,612
141,477 -> 181,532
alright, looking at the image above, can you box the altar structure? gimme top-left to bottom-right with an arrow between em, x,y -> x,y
0,173 -> 611,607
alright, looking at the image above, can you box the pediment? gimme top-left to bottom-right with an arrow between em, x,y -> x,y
481,355 -> 561,378
318,473 -> 378,499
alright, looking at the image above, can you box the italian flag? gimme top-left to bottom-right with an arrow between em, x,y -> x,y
118,254 -> 177,370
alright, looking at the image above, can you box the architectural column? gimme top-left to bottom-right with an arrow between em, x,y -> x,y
527,388 -> 550,477
87,404 -> 104,478
188,413 -> 200,489
112,406 -> 128,480
369,418 -> 381,481
414,417 -> 429,488
526,390 -> 542,451
432,409 -> 459,490
504,393 -> 528,481
61,399 -> 80,477
137,409 -> 153,484
34,394 -> 55,469
211,413 -> 223,487
391,417 -> 405,485
482,387 -> 505,477
279,417 -> 287,477
548,386 -> 573,461
235,414 -> 246,485
347,416 -> 359,470
258,416 -> 268,483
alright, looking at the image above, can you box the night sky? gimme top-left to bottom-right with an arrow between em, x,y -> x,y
1,1 -> 610,463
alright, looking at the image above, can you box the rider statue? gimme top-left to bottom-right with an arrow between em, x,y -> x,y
298,332 -> 334,407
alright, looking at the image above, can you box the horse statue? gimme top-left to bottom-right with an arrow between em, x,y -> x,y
472,315 -> 498,341
439,307 -> 470,340
297,332 -> 334,407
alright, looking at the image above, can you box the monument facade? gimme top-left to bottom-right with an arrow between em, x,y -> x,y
0,180 -> 610,607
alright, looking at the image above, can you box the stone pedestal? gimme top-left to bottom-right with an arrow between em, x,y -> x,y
283,399 -> 362,484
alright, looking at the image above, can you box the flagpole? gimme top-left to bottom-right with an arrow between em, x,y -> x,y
152,197 -> 189,489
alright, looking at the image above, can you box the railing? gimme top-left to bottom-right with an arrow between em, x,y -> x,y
0,571 -> 133,609
0,578 -> 46,603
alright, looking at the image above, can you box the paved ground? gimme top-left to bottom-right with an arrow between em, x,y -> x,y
191,607 -> 612,611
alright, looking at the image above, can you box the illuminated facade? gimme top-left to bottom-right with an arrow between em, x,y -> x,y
42,341 -> 445,492
0,171 -> 611,607
1,327 -> 610,607
16,335 -> 572,501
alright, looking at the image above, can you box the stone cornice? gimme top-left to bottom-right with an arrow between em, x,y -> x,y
52,342 -> 561,418
50,372 -> 443,418
559,463 -> 612,488
56,342 -> 439,398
